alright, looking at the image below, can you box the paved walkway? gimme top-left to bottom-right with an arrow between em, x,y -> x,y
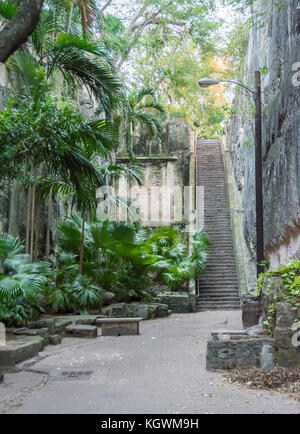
0,311 -> 299,414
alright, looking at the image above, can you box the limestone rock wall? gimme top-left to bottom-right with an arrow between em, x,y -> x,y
115,120 -> 194,227
227,0 -> 300,268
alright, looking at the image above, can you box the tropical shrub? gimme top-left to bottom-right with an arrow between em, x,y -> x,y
54,215 -> 152,303
54,215 -> 210,303
0,233 -> 51,326
143,226 -> 210,289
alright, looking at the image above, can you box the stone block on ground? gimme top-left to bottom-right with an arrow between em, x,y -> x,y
0,336 -> 43,367
156,303 -> 170,318
101,318 -> 143,336
53,319 -> 73,335
30,318 -> 55,333
65,325 -> 98,338
13,328 -> 39,336
13,327 -> 50,339
129,304 -> 158,320
102,303 -> 132,318
75,315 -> 97,326
156,292 -> 191,313
206,337 -> 274,370
49,335 -> 62,345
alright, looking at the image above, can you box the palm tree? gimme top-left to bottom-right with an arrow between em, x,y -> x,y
0,1 -> 122,260
56,215 -> 151,302
42,157 -> 143,271
64,0 -> 97,36
113,87 -> 166,157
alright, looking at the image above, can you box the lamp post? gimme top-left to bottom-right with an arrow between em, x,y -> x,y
198,71 -> 264,277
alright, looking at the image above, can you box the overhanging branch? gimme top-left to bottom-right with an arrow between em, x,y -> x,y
0,0 -> 44,63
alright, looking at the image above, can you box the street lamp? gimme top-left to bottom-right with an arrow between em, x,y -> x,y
198,72 -> 264,277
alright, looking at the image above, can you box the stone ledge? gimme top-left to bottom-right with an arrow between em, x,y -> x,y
116,156 -> 178,163
65,325 -> 98,338
206,337 -> 274,370
0,336 -> 44,367
100,317 -> 143,323
101,318 -> 143,336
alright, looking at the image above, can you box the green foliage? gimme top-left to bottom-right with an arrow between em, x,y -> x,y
223,18 -> 250,81
54,216 -> 210,301
0,0 -> 18,20
96,0 -> 226,137
111,86 -> 166,157
54,215 -> 150,302
255,258 -> 300,334
0,234 -> 51,326
144,226 -> 210,289
47,274 -> 103,314
99,14 -> 130,58
0,68 -> 117,198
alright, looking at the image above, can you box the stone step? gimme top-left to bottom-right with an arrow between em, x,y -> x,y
196,306 -> 241,311
196,138 -> 239,310
197,291 -> 240,296
198,281 -> 239,286
65,325 -> 98,338
197,294 -> 239,300
199,277 -> 238,281
196,300 -> 241,306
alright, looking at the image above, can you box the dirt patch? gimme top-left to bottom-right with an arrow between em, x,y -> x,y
224,366 -> 300,402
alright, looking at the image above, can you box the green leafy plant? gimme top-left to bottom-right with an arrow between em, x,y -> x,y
255,258 -> 300,334
0,233 -> 51,326
144,226 -> 210,289
53,216 -> 210,304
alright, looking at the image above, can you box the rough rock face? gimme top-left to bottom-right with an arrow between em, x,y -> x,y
227,0 -> 300,267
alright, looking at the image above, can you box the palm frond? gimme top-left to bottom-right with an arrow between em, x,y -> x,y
31,8 -> 64,58
99,162 -> 144,185
0,233 -> 24,259
8,51 -> 39,96
78,0 -> 97,36
48,36 -> 121,109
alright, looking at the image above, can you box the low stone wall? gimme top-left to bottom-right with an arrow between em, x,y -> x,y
206,331 -> 274,370
0,317 -> 94,368
102,302 -> 171,319
0,336 -> 44,367
206,281 -> 300,369
155,292 -> 195,313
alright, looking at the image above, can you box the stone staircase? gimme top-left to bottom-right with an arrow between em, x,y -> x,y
196,139 -> 240,311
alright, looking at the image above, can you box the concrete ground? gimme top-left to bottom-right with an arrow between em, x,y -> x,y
0,311 -> 299,414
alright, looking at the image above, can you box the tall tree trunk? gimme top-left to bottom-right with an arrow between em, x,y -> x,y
79,207 -> 85,275
25,186 -> 32,254
30,182 -> 36,262
45,186 -> 53,259
67,0 -> 74,32
34,202 -> 41,261
0,0 -> 45,63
